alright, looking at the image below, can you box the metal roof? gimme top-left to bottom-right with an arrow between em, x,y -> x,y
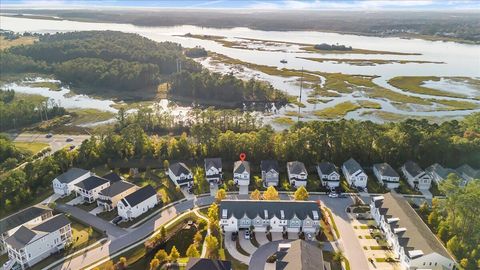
74,175 -> 109,190
121,185 -> 157,207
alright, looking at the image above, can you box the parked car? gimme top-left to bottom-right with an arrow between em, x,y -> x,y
66,137 -> 73,142
112,216 -> 123,225
244,230 -> 251,240
46,133 -> 53,138
306,233 -> 313,241
338,193 -> 347,198
188,187 -> 193,194
328,192 -> 339,198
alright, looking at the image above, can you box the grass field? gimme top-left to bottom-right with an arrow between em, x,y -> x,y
24,81 -> 62,91
13,141 -> 49,154
388,76 -> 468,99
273,116 -> 296,126
69,109 -> 115,126
299,57 -> 441,66
313,101 -> 361,118
358,100 -> 382,110
0,36 -> 37,50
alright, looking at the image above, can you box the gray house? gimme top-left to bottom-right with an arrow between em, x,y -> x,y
287,161 -> 308,188
316,162 -> 340,189
220,200 -> 320,234
261,160 -> 279,187
204,158 -> 222,183
425,163 -> 461,185
456,164 -> 479,186
373,163 -> 400,189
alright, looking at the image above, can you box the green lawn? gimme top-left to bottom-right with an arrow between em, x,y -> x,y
395,179 -> 422,195
13,141 -> 49,154
96,210 -> 118,222
56,194 -> 76,204
69,108 -> 115,126
366,176 -> 389,193
118,204 -> 162,228
76,202 -> 98,212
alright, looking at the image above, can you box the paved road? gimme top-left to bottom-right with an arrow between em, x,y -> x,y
11,133 -> 90,152
52,197 -> 213,270
311,194 -> 371,270
56,204 -> 127,239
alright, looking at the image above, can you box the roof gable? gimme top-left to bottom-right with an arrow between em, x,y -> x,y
234,161 -> 250,174
99,181 -> 136,198
0,205 -> 52,234
287,161 -> 307,174
261,160 -> 279,173
55,168 -> 90,183
343,158 -> 363,174
205,158 -> 222,170
220,200 -> 320,220
170,162 -> 192,176
123,185 -> 157,207
374,163 -> 399,178
317,162 -> 338,175
404,161 -> 424,176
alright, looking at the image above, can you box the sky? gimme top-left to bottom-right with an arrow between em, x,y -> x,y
1,0 -> 480,10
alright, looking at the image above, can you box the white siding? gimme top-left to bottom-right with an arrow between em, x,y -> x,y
117,195 -> 158,220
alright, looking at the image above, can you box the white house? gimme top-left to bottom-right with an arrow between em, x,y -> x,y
370,194 -> 456,270
74,176 -> 111,203
342,158 -> 367,189
117,185 -> 158,220
97,181 -> 138,211
204,158 -> 222,183
287,161 -> 308,188
168,162 -> 193,187
401,161 -> 432,190
373,163 -> 400,189
456,164 -> 479,186
316,162 -> 340,189
233,160 -> 250,186
52,168 -> 92,196
220,200 -> 320,234
4,214 -> 72,270
261,160 -> 279,187
425,163 -> 461,185
0,205 -> 52,255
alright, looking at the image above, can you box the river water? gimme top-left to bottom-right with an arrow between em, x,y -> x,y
1,15 -> 479,125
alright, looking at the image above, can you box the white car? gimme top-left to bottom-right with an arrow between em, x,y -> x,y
328,192 -> 339,198
244,230 -> 251,240
306,233 -> 313,241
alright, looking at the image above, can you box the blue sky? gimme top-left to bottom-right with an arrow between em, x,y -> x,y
2,0 -> 480,10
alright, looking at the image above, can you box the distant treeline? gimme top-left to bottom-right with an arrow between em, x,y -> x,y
1,31 -> 285,104
313,43 -> 352,51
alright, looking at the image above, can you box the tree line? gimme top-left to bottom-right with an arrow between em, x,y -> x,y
418,175 -> 480,270
1,113 -> 478,218
0,89 -> 67,132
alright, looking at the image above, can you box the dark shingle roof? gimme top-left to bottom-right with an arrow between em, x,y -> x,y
375,193 -> 453,260
287,161 -> 307,175
234,161 -> 250,174
220,200 -> 320,220
169,162 -> 192,176
0,205 -> 52,234
32,214 -> 70,233
99,181 -> 136,198
4,226 -> 38,250
403,161 -> 424,177
205,158 -> 222,170
373,163 -> 399,178
74,175 -> 109,190
456,164 -> 479,179
343,158 -> 363,174
186,258 -> 232,270
121,185 -> 157,207
102,172 -> 123,183
55,168 -> 90,183
261,160 -> 279,173
317,162 -> 338,175
276,240 -> 324,270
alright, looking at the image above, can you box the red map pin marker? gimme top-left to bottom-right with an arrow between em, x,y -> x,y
239,153 -> 246,161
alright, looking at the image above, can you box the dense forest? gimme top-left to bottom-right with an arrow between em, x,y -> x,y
1,31 -> 285,102
169,70 -> 288,104
0,89 -> 67,132
314,43 -> 352,51
418,175 -> 480,269
1,112 -> 478,218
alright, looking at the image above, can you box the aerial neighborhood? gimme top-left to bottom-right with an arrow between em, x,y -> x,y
1,152 -> 478,270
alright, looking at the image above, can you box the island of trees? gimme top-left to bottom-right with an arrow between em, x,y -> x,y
1,31 -> 286,105
313,43 -> 353,51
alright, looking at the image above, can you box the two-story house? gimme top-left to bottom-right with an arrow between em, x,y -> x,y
342,158 -> 367,189
287,161 -> 308,188
425,163 -> 461,185
373,163 -> 400,189
52,168 -> 92,196
233,160 -> 250,186
117,185 -> 158,221
316,162 -> 340,189
370,194 -> 456,270
97,181 -> 138,211
74,175 -> 111,203
401,161 -> 432,190
219,200 -> 320,234
204,158 -> 223,184
168,162 -> 194,187
261,160 -> 279,187
456,164 -> 479,186
0,205 -> 52,255
4,214 -> 72,270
